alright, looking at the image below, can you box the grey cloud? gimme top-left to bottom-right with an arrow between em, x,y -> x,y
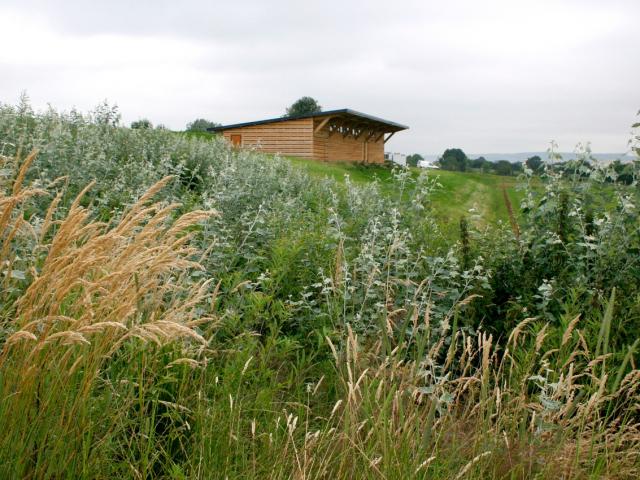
1,0 -> 639,154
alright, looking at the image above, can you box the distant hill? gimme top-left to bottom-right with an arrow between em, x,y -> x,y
422,152 -> 636,164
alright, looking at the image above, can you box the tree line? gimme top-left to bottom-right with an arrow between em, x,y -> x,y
433,148 -> 539,176
129,96 -> 322,133
425,147 -> 638,184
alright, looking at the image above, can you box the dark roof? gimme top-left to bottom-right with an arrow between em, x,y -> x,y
207,109 -> 409,132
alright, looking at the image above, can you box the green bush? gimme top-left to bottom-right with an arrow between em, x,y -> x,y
1,99 -> 640,478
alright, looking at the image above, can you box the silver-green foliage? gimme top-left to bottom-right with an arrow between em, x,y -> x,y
0,99 -> 475,339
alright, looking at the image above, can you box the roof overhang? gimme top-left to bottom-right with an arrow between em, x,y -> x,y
208,109 -> 409,133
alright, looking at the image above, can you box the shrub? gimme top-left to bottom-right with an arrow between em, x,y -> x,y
1,99 -> 639,478
131,118 -> 153,129
186,118 -> 220,132
285,96 -> 322,117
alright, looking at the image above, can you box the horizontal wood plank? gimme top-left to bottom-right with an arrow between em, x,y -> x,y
220,116 -> 385,163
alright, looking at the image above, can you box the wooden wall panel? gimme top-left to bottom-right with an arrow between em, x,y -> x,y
220,117 -> 387,164
221,118 -> 314,158
326,134 -> 365,162
367,139 -> 385,164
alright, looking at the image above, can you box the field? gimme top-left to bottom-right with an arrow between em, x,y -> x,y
288,157 -> 523,227
1,101 -> 640,479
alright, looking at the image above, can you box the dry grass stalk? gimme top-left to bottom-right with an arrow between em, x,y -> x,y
562,314 -> 582,347
314,300 -> 640,479
0,150 -> 217,391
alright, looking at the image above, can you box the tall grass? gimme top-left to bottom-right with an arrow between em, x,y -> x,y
272,316 -> 640,479
2,147 -> 639,478
0,150 -> 216,477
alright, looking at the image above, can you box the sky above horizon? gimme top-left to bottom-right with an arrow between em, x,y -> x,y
1,0 -> 639,155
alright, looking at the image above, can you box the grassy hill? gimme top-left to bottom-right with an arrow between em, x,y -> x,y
288,157 -> 523,228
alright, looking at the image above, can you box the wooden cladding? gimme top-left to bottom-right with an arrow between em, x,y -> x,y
312,116 -> 385,163
222,118 -> 314,158
221,114 -> 389,163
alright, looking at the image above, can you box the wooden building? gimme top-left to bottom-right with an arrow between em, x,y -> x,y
209,109 -> 408,164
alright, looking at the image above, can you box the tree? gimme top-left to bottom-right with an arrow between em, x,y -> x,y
468,157 -> 486,170
186,118 -> 220,132
526,155 -> 543,173
511,162 -> 524,174
406,153 -> 424,167
285,97 -> 322,117
131,118 -> 153,130
439,148 -> 467,172
494,160 -> 513,176
612,160 -> 635,185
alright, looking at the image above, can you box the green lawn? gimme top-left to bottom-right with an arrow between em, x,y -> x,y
287,157 -> 524,229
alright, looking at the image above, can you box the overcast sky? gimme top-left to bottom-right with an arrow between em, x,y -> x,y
1,0 -> 639,154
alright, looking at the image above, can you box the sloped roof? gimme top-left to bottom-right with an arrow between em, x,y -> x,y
208,109 -> 409,132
